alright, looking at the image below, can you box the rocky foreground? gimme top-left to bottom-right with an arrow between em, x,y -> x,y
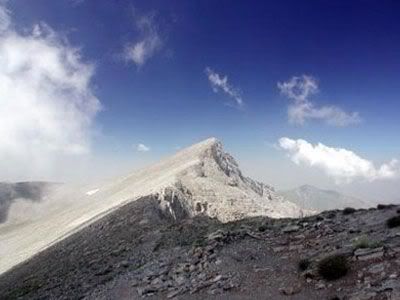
0,197 -> 400,300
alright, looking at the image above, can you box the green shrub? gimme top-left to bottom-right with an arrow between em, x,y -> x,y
343,207 -> 356,215
317,254 -> 349,281
386,216 -> 400,228
352,235 -> 382,250
258,224 -> 268,232
377,204 -> 395,210
298,258 -> 311,271
326,212 -> 336,219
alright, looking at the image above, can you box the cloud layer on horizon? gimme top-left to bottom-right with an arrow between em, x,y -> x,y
278,75 -> 361,127
278,137 -> 399,183
0,3 -> 100,180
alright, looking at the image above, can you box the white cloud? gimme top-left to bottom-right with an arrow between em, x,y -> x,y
278,137 -> 399,183
205,67 -> 243,108
0,3 -> 101,180
124,13 -> 162,67
278,75 -> 361,126
136,143 -> 151,152
0,2 -> 10,31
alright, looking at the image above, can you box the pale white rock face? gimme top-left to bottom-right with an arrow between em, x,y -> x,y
0,137 -> 306,274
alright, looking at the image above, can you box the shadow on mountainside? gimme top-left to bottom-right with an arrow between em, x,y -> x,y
0,196 -> 400,300
0,182 -> 53,224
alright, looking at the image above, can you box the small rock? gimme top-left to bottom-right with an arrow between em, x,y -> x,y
367,263 -> 385,274
167,289 -> 182,299
137,286 -> 156,296
280,284 -> 302,295
315,282 -> 326,290
354,247 -> 384,261
212,275 -> 223,283
282,225 -> 300,233
272,245 -> 287,253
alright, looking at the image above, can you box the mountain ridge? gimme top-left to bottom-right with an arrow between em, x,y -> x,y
0,137 -> 306,275
278,184 -> 372,212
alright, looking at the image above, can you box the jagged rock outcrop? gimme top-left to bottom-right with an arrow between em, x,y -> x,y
154,138 -> 306,222
0,137 -> 306,275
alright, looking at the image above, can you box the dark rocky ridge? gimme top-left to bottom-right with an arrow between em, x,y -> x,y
1,195 -> 400,299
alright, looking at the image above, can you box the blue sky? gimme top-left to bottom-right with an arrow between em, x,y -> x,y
1,0 -> 400,201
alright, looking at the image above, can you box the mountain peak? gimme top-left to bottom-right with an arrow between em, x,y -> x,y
171,137 -> 220,157
0,137 -> 306,275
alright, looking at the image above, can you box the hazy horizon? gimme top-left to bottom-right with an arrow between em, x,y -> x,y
1,1 -> 399,203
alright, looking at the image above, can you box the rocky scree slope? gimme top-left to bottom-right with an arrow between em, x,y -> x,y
0,199 -> 400,299
0,138 -> 304,275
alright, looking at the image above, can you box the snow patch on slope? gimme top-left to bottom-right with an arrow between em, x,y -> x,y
86,189 -> 100,196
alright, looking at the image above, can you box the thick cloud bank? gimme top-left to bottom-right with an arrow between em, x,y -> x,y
279,137 -> 399,183
0,4 -> 100,180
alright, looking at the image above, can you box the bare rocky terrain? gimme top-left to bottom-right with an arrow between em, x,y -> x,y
1,196 -> 400,300
0,138 -> 306,276
1,139 -> 399,300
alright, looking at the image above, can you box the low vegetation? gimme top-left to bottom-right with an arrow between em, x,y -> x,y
317,254 -> 349,281
258,224 -> 268,232
342,207 -> 356,215
298,258 -> 311,271
326,212 -> 336,219
352,235 -> 382,250
377,204 -> 395,210
386,216 -> 400,228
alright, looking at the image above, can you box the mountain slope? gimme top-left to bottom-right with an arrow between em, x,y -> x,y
0,137 -> 305,275
279,185 -> 372,212
1,196 -> 399,300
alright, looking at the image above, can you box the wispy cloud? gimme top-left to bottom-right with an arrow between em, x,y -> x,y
0,2 -> 10,31
205,67 -> 243,108
124,13 -> 162,67
136,143 -> 151,152
278,75 -> 361,126
0,2 -> 101,180
278,137 -> 399,183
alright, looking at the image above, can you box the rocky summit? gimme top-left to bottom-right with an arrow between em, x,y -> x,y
0,138 -> 305,275
1,138 -> 399,300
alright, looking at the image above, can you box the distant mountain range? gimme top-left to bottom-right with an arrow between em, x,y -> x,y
279,184 -> 372,212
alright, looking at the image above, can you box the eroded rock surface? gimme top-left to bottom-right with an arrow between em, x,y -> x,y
0,138 -> 307,275
1,198 -> 400,300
